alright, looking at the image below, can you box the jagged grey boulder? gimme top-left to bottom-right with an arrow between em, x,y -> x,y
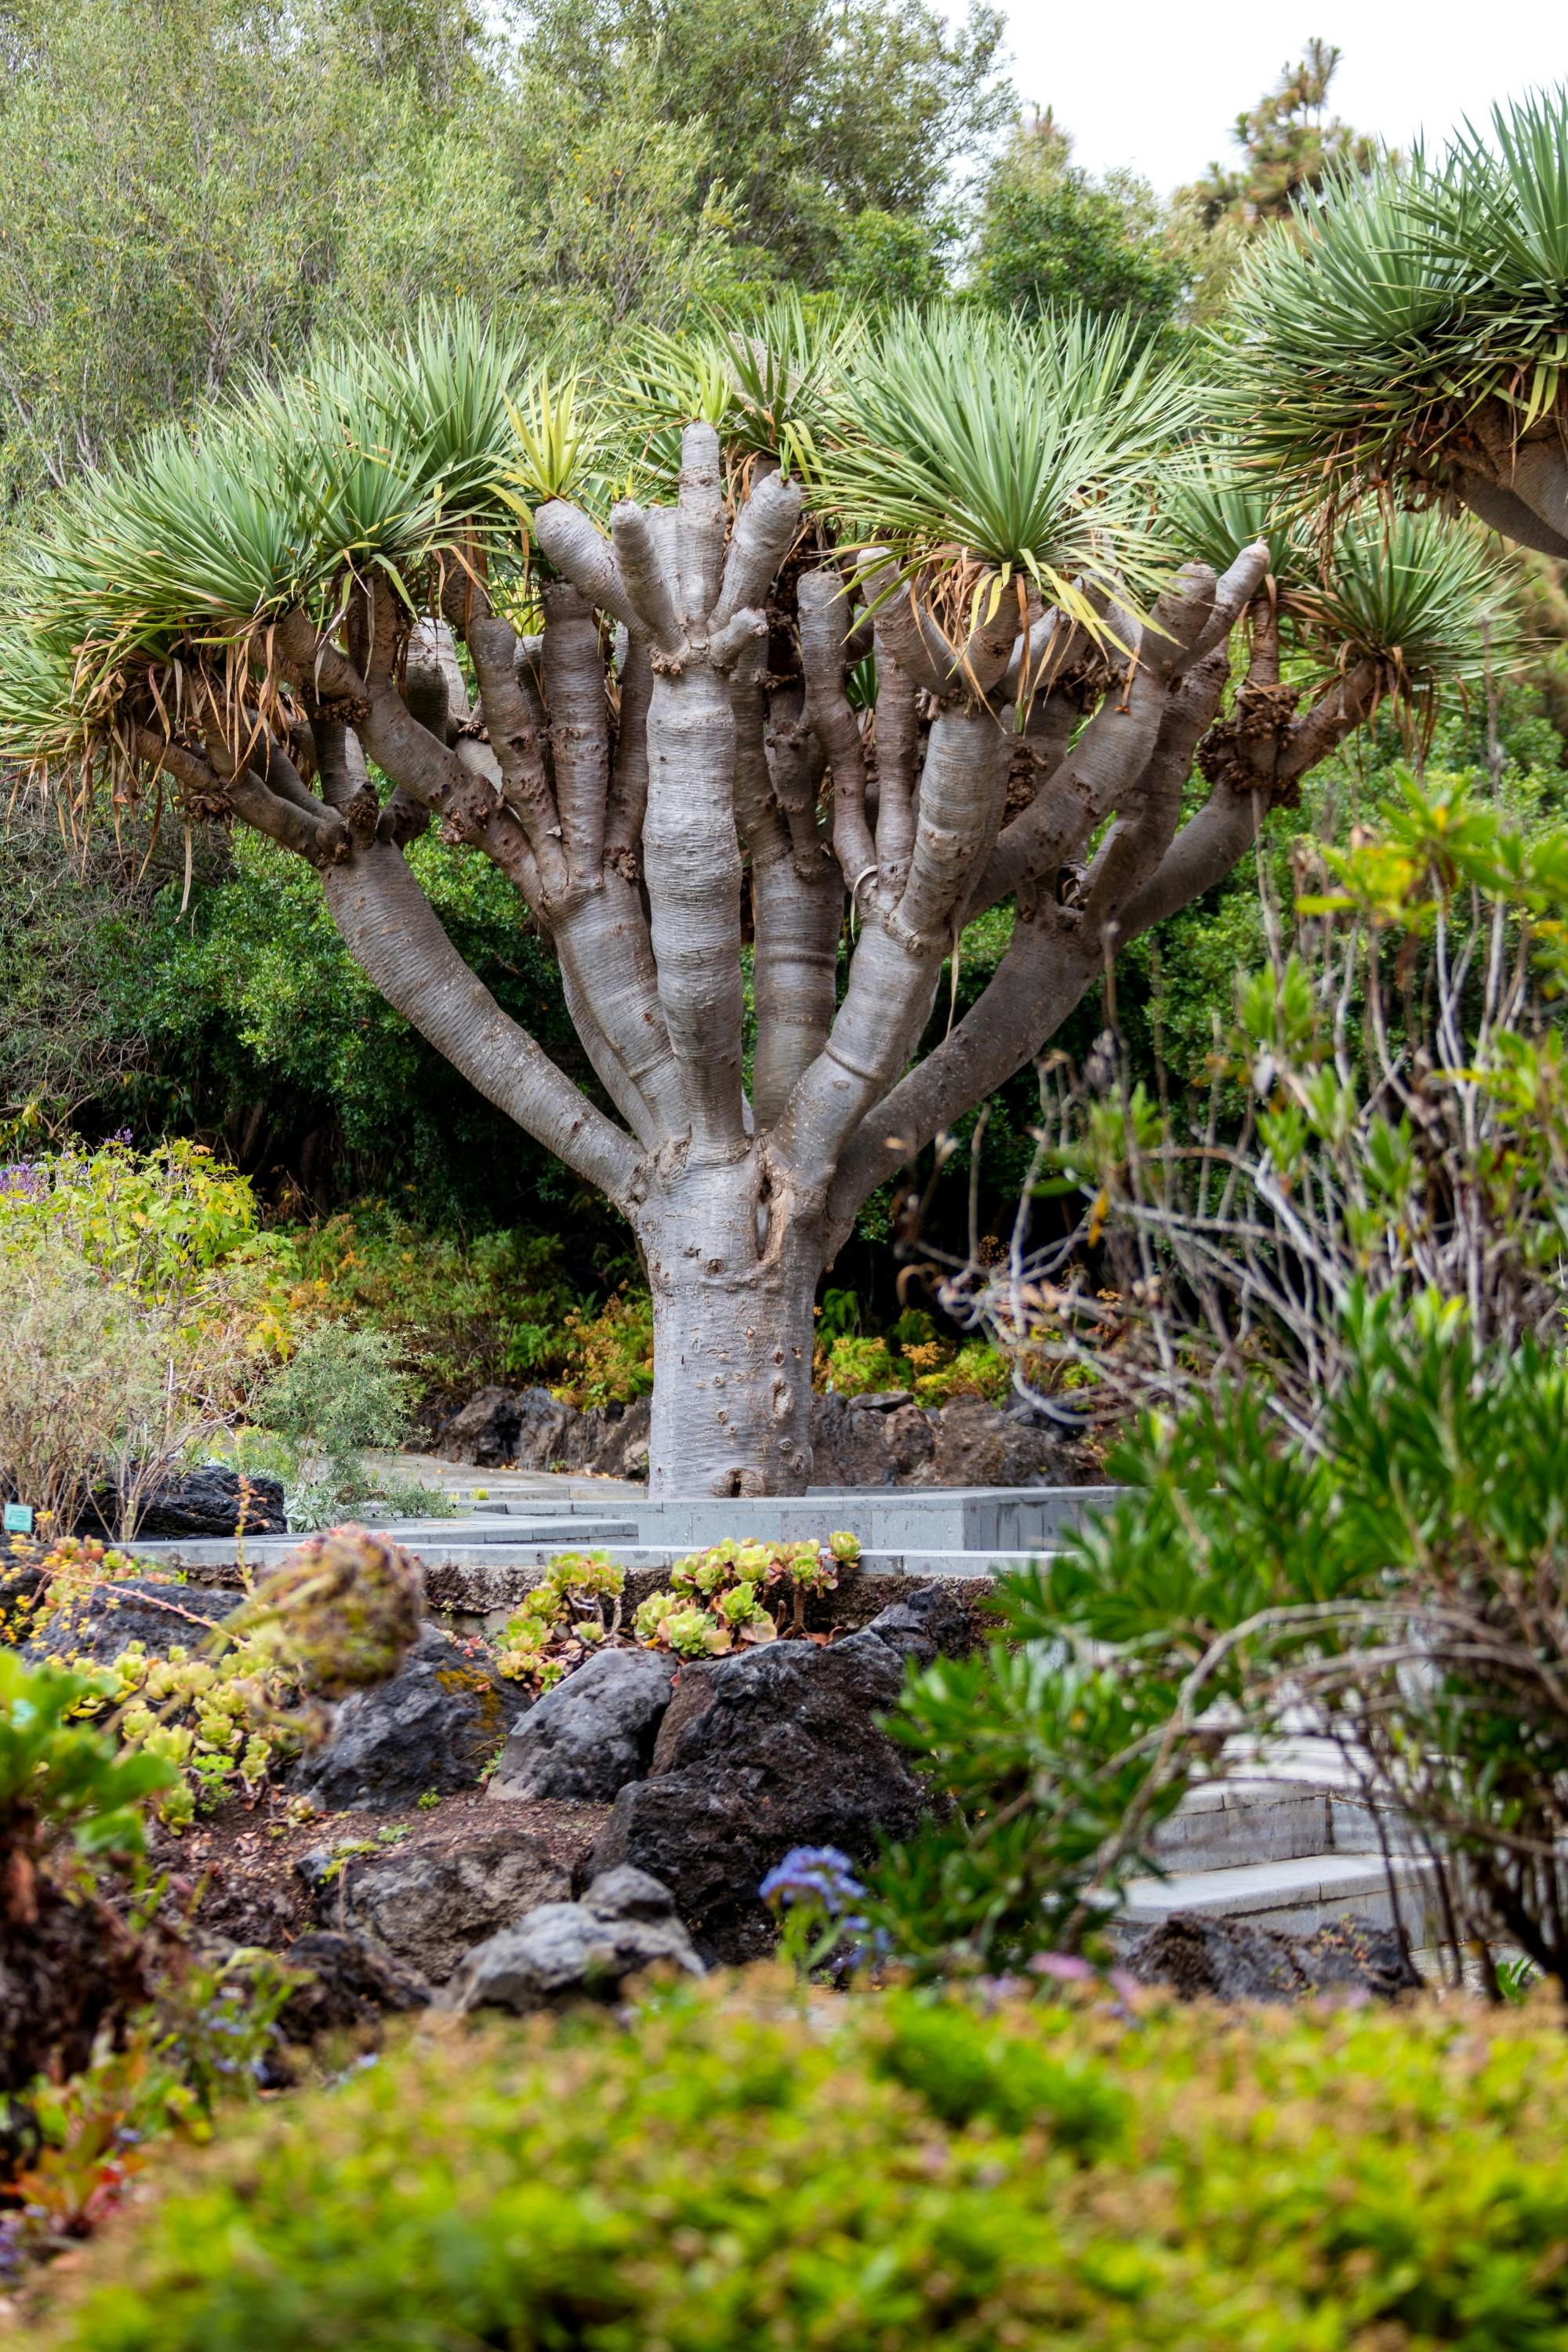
591,1624 -> 931,1962
299,1825 -> 572,1983
488,1646 -> 677,1802
1126,1910 -> 1422,2002
276,1931 -> 433,2038
291,1624 -> 531,1812
445,1865 -> 702,2014
860,1581 -> 971,1668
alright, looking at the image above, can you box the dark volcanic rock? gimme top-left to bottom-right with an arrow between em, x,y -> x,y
132,1465 -> 286,1538
592,1626 -> 930,1962
488,1646 -> 676,1803
860,1581 -> 972,1668
810,1393 -> 936,1487
445,1864 -> 702,2014
302,1824 -> 571,1982
437,1386 -> 532,1468
276,1930 -> 432,2038
23,1576 -> 233,1665
436,1386 -> 651,1479
291,1624 -> 530,1813
1126,1910 -> 1422,2003
927,1397 -> 1073,1488
564,1396 -> 652,1481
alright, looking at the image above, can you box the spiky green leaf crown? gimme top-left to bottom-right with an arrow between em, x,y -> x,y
1227,86 -> 1568,506
0,307 -> 528,773
1165,461 -> 1515,695
0,295 -> 1515,785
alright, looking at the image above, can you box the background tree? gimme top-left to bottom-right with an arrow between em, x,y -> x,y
1171,38 -> 1377,324
969,111 -> 1182,341
0,0 -> 742,514
0,296 -> 1495,1490
1184,38 -> 1375,231
517,0 -> 1010,285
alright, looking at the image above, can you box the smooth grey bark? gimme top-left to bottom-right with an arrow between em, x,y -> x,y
138,430 -> 1404,1494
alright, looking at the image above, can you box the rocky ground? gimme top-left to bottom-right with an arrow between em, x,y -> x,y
19,1555 -> 1419,2046
434,1385 -> 1104,1487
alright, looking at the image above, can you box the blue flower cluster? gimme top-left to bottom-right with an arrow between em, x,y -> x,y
758,1846 -> 868,1925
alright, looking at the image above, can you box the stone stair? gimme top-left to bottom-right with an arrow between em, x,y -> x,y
1123,1769 -> 1441,1944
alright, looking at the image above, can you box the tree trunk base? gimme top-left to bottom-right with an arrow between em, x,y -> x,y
641,1158 -> 819,1498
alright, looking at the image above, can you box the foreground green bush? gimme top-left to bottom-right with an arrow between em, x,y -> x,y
38,1976 -> 1568,2350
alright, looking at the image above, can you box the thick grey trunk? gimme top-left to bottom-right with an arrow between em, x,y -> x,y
639,1154 -> 820,1497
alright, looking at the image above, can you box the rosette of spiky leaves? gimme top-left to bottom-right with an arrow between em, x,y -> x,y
0,307 -> 526,785
1283,508 -> 1515,708
500,364 -> 620,532
619,289 -> 862,492
1444,89 -> 1568,431
1225,156 -> 1463,506
1160,457 -> 1303,585
811,306 -> 1199,646
1228,90 -> 1568,510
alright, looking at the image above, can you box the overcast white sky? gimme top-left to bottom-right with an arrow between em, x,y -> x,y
993,2 -> 1565,195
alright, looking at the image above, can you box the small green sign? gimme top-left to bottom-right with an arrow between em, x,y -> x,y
2,1502 -> 34,1534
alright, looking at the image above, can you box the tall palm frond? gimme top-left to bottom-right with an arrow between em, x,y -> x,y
1163,456 -> 1301,580
0,308 -> 531,779
1287,509 -> 1517,700
620,289 -> 862,488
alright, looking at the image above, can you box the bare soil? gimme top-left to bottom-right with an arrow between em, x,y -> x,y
147,1788 -> 611,1953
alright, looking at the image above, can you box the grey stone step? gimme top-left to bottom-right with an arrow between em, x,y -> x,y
1151,1775 -> 1421,1873
1123,1849 -> 1443,1942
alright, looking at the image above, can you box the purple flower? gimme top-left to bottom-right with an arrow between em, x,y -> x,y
1028,1951 -> 1095,1982
0,1158 -> 45,1200
758,1845 -> 867,1918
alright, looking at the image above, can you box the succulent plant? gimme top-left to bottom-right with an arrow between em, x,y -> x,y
634,1533 -> 861,1653
493,1548 -> 626,1689
229,1525 -> 423,1697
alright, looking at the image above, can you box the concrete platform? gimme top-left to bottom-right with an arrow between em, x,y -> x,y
1123,1849 -> 1442,1942
130,1479 -> 1121,1582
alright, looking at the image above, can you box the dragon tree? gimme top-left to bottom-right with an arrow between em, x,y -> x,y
0,299 -> 1507,1494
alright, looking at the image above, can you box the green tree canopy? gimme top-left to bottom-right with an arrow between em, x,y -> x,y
517,0 -> 1011,282
968,113 -> 1182,339
0,0 -> 741,511
1183,37 -> 1376,231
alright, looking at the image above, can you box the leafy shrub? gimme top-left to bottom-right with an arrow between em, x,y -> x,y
552,1287 -> 654,1410
0,1649 -> 174,2095
0,1240 -> 166,1534
908,1338 -> 1010,1406
869,1603 -> 1185,1974
633,1533 -> 861,1657
818,1316 -> 1010,1404
37,1979 -> 1568,2351
818,1330 -> 900,1395
0,1650 -> 172,1870
875,1295 -> 1568,1993
0,1141 -> 287,1535
962,767 -> 1568,1433
256,1322 -> 414,1525
14,1526 -> 423,1830
3,1947 -> 301,2268
285,1207 -> 593,1402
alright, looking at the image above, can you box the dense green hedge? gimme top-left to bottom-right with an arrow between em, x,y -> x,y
41,1977 -> 1568,2350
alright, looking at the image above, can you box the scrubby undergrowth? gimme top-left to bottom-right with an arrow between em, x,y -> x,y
31,1975 -> 1568,2351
